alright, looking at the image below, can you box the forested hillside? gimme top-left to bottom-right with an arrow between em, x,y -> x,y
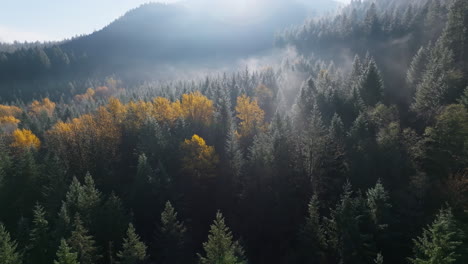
0,0 -> 467,263
0,0 -> 338,101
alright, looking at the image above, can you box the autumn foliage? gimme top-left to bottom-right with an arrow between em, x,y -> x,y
47,107 -> 120,171
11,128 -> 41,149
0,116 -> 20,133
181,134 -> 219,179
235,94 -> 265,139
0,104 -> 22,117
29,98 -> 56,117
180,92 -> 214,125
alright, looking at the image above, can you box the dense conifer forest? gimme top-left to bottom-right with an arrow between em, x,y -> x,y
0,0 -> 467,263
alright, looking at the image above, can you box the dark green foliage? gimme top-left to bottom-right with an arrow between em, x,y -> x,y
359,58 -> 384,107
0,223 -> 22,264
298,195 -> 326,263
198,212 -> 246,264
27,203 -> 51,264
366,180 -> 391,230
154,201 -> 188,264
409,207 -> 465,264
0,0 -> 467,263
117,224 -> 147,264
68,215 -> 100,264
325,182 -> 376,264
54,239 -> 79,264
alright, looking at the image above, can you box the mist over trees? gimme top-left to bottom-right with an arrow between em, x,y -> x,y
0,0 -> 467,263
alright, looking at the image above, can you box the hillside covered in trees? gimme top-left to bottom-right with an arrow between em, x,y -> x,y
0,0 -> 468,263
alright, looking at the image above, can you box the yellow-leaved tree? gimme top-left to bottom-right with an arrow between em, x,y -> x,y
0,105 -> 22,117
180,92 -> 214,125
107,97 -> 127,123
181,134 -> 219,179
151,97 -> 182,124
0,116 -> 20,133
47,107 -> 120,173
235,94 -> 265,139
11,129 -> 41,149
29,98 -> 56,117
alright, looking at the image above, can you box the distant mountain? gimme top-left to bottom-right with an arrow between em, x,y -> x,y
60,0 -> 339,73
0,0 -> 340,99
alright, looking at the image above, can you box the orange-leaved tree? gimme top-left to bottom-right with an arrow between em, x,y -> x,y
181,134 -> 219,179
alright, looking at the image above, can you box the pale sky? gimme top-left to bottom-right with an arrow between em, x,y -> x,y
0,0 -> 350,43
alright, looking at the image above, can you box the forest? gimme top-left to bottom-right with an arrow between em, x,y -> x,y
0,0 -> 467,263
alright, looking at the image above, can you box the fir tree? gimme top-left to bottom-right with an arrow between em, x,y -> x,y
28,203 -> 51,264
54,239 -> 79,264
198,211 -> 246,264
359,57 -> 384,106
407,46 -> 429,97
299,195 -> 326,263
155,201 -> 188,264
117,224 -> 147,264
409,207 -> 465,264
0,223 -> 22,264
366,180 -> 391,229
68,215 -> 100,264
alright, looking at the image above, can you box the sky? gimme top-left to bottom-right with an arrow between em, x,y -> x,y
0,0 -> 350,43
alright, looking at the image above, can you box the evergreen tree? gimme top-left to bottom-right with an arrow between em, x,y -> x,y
65,174 -> 101,226
27,203 -> 51,264
407,46 -> 429,98
366,180 -> 391,229
326,182 -> 376,263
0,223 -> 22,264
359,57 -> 384,106
54,239 -> 79,264
96,193 -> 128,252
299,195 -> 326,263
155,201 -> 188,264
198,211 -> 246,264
68,215 -> 100,264
412,40 -> 455,121
409,207 -> 465,264
117,224 -> 147,264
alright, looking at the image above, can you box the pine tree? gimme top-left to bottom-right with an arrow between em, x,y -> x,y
366,180 -> 391,229
65,173 -> 101,226
117,224 -> 147,264
155,201 -> 188,264
359,57 -> 384,106
326,182 -> 376,263
68,215 -> 100,264
0,223 -> 22,264
54,239 -> 79,264
198,211 -> 246,264
412,40 -> 455,121
409,207 -> 465,264
28,203 -> 51,264
55,202 -> 71,241
225,123 -> 245,186
442,0 -> 468,72
96,193 -> 128,252
294,77 -> 318,128
299,195 -> 326,263
407,46 -> 429,97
